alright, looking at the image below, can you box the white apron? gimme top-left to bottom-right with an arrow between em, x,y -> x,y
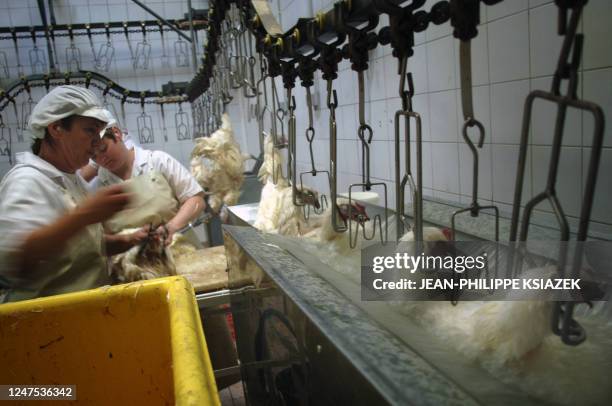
104,170 -> 201,247
2,165 -> 109,302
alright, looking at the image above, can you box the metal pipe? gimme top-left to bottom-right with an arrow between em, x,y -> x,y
130,0 -> 192,42
187,0 -> 198,72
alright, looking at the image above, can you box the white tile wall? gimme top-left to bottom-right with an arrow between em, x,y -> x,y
487,0 -> 528,21
0,0 -> 208,174
583,68 -> 612,148
582,0 -> 612,70
585,148 -> 612,225
490,79 -> 530,144
429,90 -> 458,143
487,11 -> 530,83
427,36 -> 456,92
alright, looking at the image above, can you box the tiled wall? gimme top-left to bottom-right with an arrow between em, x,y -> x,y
226,0 -> 612,239
0,0 -> 209,177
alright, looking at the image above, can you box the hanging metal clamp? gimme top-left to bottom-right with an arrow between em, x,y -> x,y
507,0 -> 603,346
84,72 -> 92,89
103,81 -> 113,96
20,76 -> 31,94
43,74 -> 50,91
30,27 -> 37,46
86,24 -> 95,59
121,89 -> 130,105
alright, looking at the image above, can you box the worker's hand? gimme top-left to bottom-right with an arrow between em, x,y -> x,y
104,227 -> 149,256
75,185 -> 131,225
125,227 -> 150,247
154,223 -> 176,246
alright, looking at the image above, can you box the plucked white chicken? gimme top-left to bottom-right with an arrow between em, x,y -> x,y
399,226 -> 451,242
391,251 -> 612,406
254,134 -> 320,236
190,113 -> 247,213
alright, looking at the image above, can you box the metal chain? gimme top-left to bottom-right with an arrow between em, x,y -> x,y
0,27 -> 175,41
0,78 -> 187,113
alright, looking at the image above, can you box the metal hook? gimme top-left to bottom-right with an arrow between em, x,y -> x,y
347,184 -> 389,248
0,114 -> 12,165
137,93 -> 154,144
86,24 -> 96,66
327,78 -> 346,234
450,119 -> 500,279
29,27 -> 47,74
287,93 -> 305,207
134,21 -> 152,70
123,22 -> 135,63
95,23 -> 115,72
11,28 -> 23,76
48,25 -> 60,72
394,55 -> 423,241
509,2 -> 603,346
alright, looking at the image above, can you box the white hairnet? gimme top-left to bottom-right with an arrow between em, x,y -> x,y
98,109 -> 118,138
28,85 -> 108,140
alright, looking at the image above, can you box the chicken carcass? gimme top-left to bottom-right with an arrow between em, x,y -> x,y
191,113 -> 247,213
392,263 -> 612,405
110,228 -> 176,283
254,134 -> 320,236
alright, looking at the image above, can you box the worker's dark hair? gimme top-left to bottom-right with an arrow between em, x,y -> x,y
102,127 -> 118,142
31,115 -> 77,155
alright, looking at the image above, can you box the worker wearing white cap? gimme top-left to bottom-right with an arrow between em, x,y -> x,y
78,113 -> 137,184
0,86 -> 144,303
89,109 -> 205,246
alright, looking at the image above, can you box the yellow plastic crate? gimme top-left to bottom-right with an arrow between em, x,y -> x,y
0,276 -> 220,405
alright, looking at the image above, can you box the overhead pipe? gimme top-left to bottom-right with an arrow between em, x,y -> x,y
130,0 -> 193,42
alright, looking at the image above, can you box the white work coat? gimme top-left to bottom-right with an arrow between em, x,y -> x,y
94,145 -> 203,244
94,145 -> 202,203
0,152 -> 110,302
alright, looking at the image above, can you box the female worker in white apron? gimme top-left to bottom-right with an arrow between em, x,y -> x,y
0,86 -> 138,303
90,110 -> 205,246
90,111 -> 240,388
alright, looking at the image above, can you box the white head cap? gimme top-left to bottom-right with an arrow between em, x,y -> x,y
98,108 -> 118,138
28,85 -> 108,140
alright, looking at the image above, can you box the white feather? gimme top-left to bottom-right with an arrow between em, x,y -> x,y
190,113 -> 246,213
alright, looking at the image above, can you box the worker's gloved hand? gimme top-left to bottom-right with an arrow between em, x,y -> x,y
76,185 -> 131,225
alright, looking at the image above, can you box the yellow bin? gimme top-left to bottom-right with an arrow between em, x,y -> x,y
0,276 -> 220,405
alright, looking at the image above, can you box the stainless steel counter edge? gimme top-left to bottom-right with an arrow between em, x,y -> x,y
222,225 -> 480,406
